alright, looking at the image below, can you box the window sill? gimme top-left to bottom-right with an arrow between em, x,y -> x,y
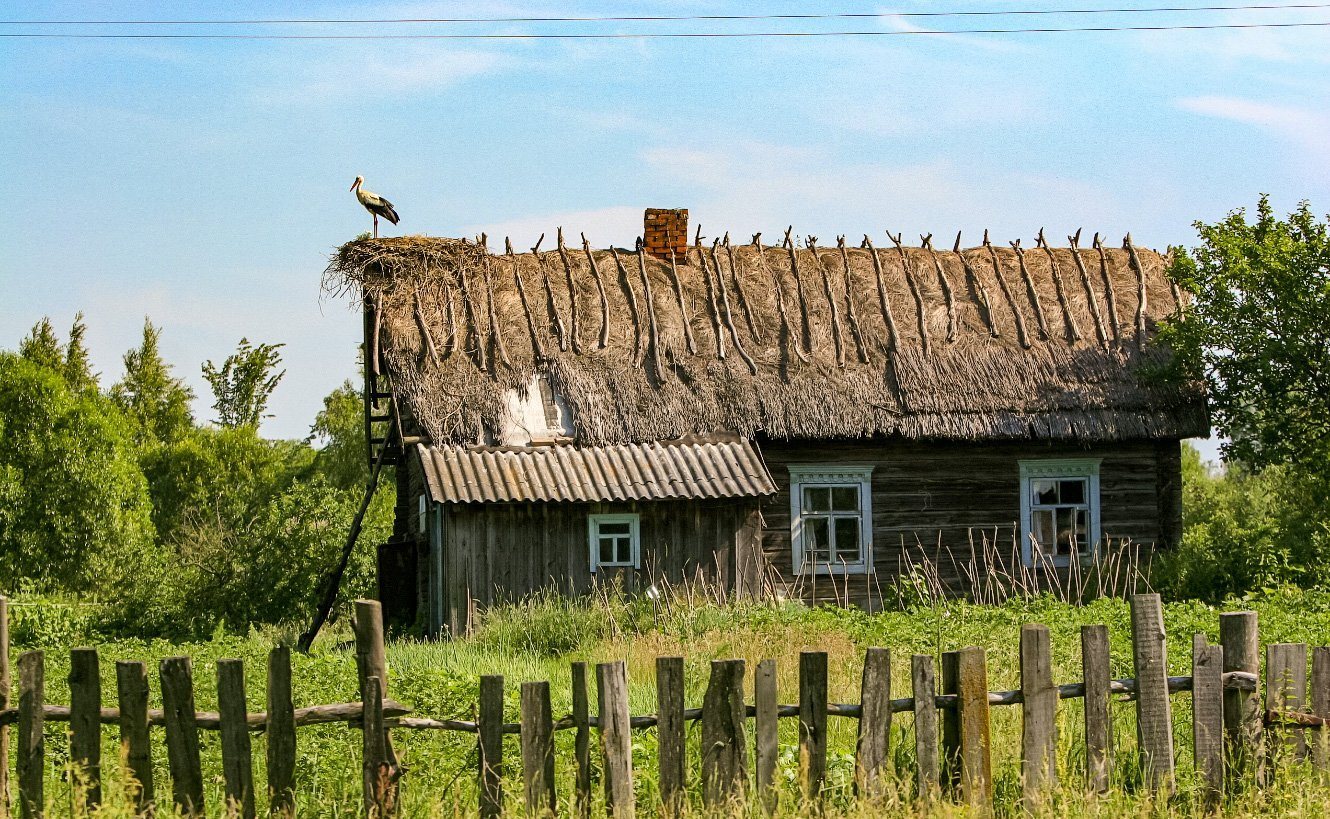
800,565 -> 872,576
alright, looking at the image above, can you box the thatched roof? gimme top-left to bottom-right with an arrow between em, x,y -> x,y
325,227 -> 1206,446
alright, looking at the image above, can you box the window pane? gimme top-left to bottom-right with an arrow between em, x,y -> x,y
1075,509 -> 1089,549
806,517 -> 830,563
803,487 -> 831,513
1056,508 -> 1079,556
1059,479 -> 1086,504
834,517 -> 861,563
1032,509 -> 1056,554
831,486 -> 859,512
615,536 -> 632,564
1032,479 -> 1058,505
599,521 -> 630,536
599,539 -> 614,564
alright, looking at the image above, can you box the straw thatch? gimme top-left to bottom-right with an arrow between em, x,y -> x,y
325,228 -> 1206,447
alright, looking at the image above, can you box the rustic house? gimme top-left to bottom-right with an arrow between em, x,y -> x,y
325,208 -> 1206,634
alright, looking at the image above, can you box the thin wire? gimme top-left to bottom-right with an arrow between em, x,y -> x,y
2,2 -> 1329,25
1,20 -> 1327,38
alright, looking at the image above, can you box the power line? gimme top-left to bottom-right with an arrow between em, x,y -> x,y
1,20 -> 1328,39
2,2 -> 1328,25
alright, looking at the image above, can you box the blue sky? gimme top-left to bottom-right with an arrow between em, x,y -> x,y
3,2 -> 1328,456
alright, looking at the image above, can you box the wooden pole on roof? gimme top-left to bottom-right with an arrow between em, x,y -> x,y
663,230 -> 697,355
952,232 -> 999,337
1066,229 -> 1110,346
1035,228 -> 1083,342
835,237 -> 871,364
1123,234 -> 1150,348
411,291 -> 440,368
920,234 -> 959,342
1092,233 -> 1124,343
635,241 -> 669,382
532,235 -> 569,352
983,231 -> 1032,349
860,236 -> 901,352
887,231 -> 931,356
481,251 -> 512,370
805,236 -> 846,366
709,239 -> 758,375
782,227 -> 815,356
753,234 -> 809,364
695,230 -> 728,360
1009,238 -> 1052,340
556,228 -> 584,354
609,247 -> 645,366
723,234 -> 763,342
507,238 -> 546,360
456,251 -> 488,371
579,234 -> 612,349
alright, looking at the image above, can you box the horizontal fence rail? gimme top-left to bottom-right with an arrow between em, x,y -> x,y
0,594 -> 1327,817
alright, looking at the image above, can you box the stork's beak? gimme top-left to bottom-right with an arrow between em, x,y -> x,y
349,179 -> 359,191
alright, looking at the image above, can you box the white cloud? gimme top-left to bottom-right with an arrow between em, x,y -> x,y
1177,95 -> 1330,177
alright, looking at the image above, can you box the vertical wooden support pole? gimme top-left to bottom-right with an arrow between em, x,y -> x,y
160,656 -> 205,817
754,659 -> 778,813
521,681 -> 556,817
1220,611 -> 1261,788
596,661 -> 634,819
1020,625 -> 1056,800
798,651 -> 828,803
955,647 -> 993,810
115,661 -> 153,814
217,659 -> 256,819
353,600 -> 398,803
1266,643 -> 1309,765
361,676 -> 389,818
478,675 -> 505,819
939,651 -> 961,795
856,648 -> 891,799
1081,625 -> 1111,793
570,664 -> 590,819
655,657 -> 685,815
1130,593 -> 1175,794
266,646 -> 297,817
1311,647 -> 1330,770
911,655 -> 939,802
68,648 -> 101,812
16,652 -> 42,819
700,660 -> 747,807
1192,635 -> 1225,810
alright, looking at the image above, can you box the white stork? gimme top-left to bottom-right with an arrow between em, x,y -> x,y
350,175 -> 400,238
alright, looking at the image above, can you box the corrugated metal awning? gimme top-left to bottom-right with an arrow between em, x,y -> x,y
417,438 -> 777,504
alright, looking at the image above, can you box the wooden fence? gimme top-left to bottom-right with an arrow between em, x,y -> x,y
0,594 -> 1326,817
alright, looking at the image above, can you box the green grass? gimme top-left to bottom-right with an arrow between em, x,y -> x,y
10,586 -> 1330,817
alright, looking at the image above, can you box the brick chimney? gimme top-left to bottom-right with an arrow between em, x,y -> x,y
643,208 -> 689,262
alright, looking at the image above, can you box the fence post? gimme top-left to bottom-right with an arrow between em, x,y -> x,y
1192,635 -> 1225,810
16,651 -> 42,819
939,650 -> 961,795
478,675 -> 505,819
656,657 -> 685,815
0,597 -> 8,819
701,659 -> 747,807
521,681 -> 556,817
855,648 -> 891,800
1080,625 -> 1111,793
754,659 -> 778,813
1312,647 -> 1330,770
1131,593 -> 1175,794
1266,643 -> 1309,766
353,600 -> 399,803
955,647 -> 992,810
1220,610 -> 1261,788
596,661 -> 634,819
911,654 -> 939,802
266,646 -> 297,817
1020,625 -> 1056,801
68,648 -> 101,813
570,664 -> 590,819
362,676 -> 390,817
798,651 -> 828,803
216,659 -> 256,819
115,661 -> 153,814
160,656 -> 205,817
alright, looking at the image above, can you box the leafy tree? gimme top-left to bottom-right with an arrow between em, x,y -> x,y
202,338 -> 285,428
19,318 -> 64,372
1164,197 -> 1330,468
309,380 -> 380,491
111,319 -> 195,445
63,313 -> 98,392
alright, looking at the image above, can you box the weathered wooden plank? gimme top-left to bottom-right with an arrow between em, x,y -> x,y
1080,625 -> 1111,793
1192,635 -> 1224,810
265,646 -> 296,817
856,648 -> 891,799
911,654 -> 939,802
1312,647 -> 1330,770
940,651 -> 961,794
798,652 -> 828,802
217,659 -> 256,819
1266,643 -> 1309,763
1020,625 -> 1056,800
68,648 -> 101,812
361,676 -> 390,818
115,661 -> 153,813
956,647 -> 993,809
1131,593 -> 1175,793
521,681 -> 556,817
478,675 -> 504,819
1220,610 -> 1261,788
160,656 -> 204,817
597,661 -> 634,818
570,664 -> 590,819
656,657 -> 685,815
16,652 -> 42,819
353,599 -> 399,799
754,659 -> 778,812
701,660 -> 747,807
